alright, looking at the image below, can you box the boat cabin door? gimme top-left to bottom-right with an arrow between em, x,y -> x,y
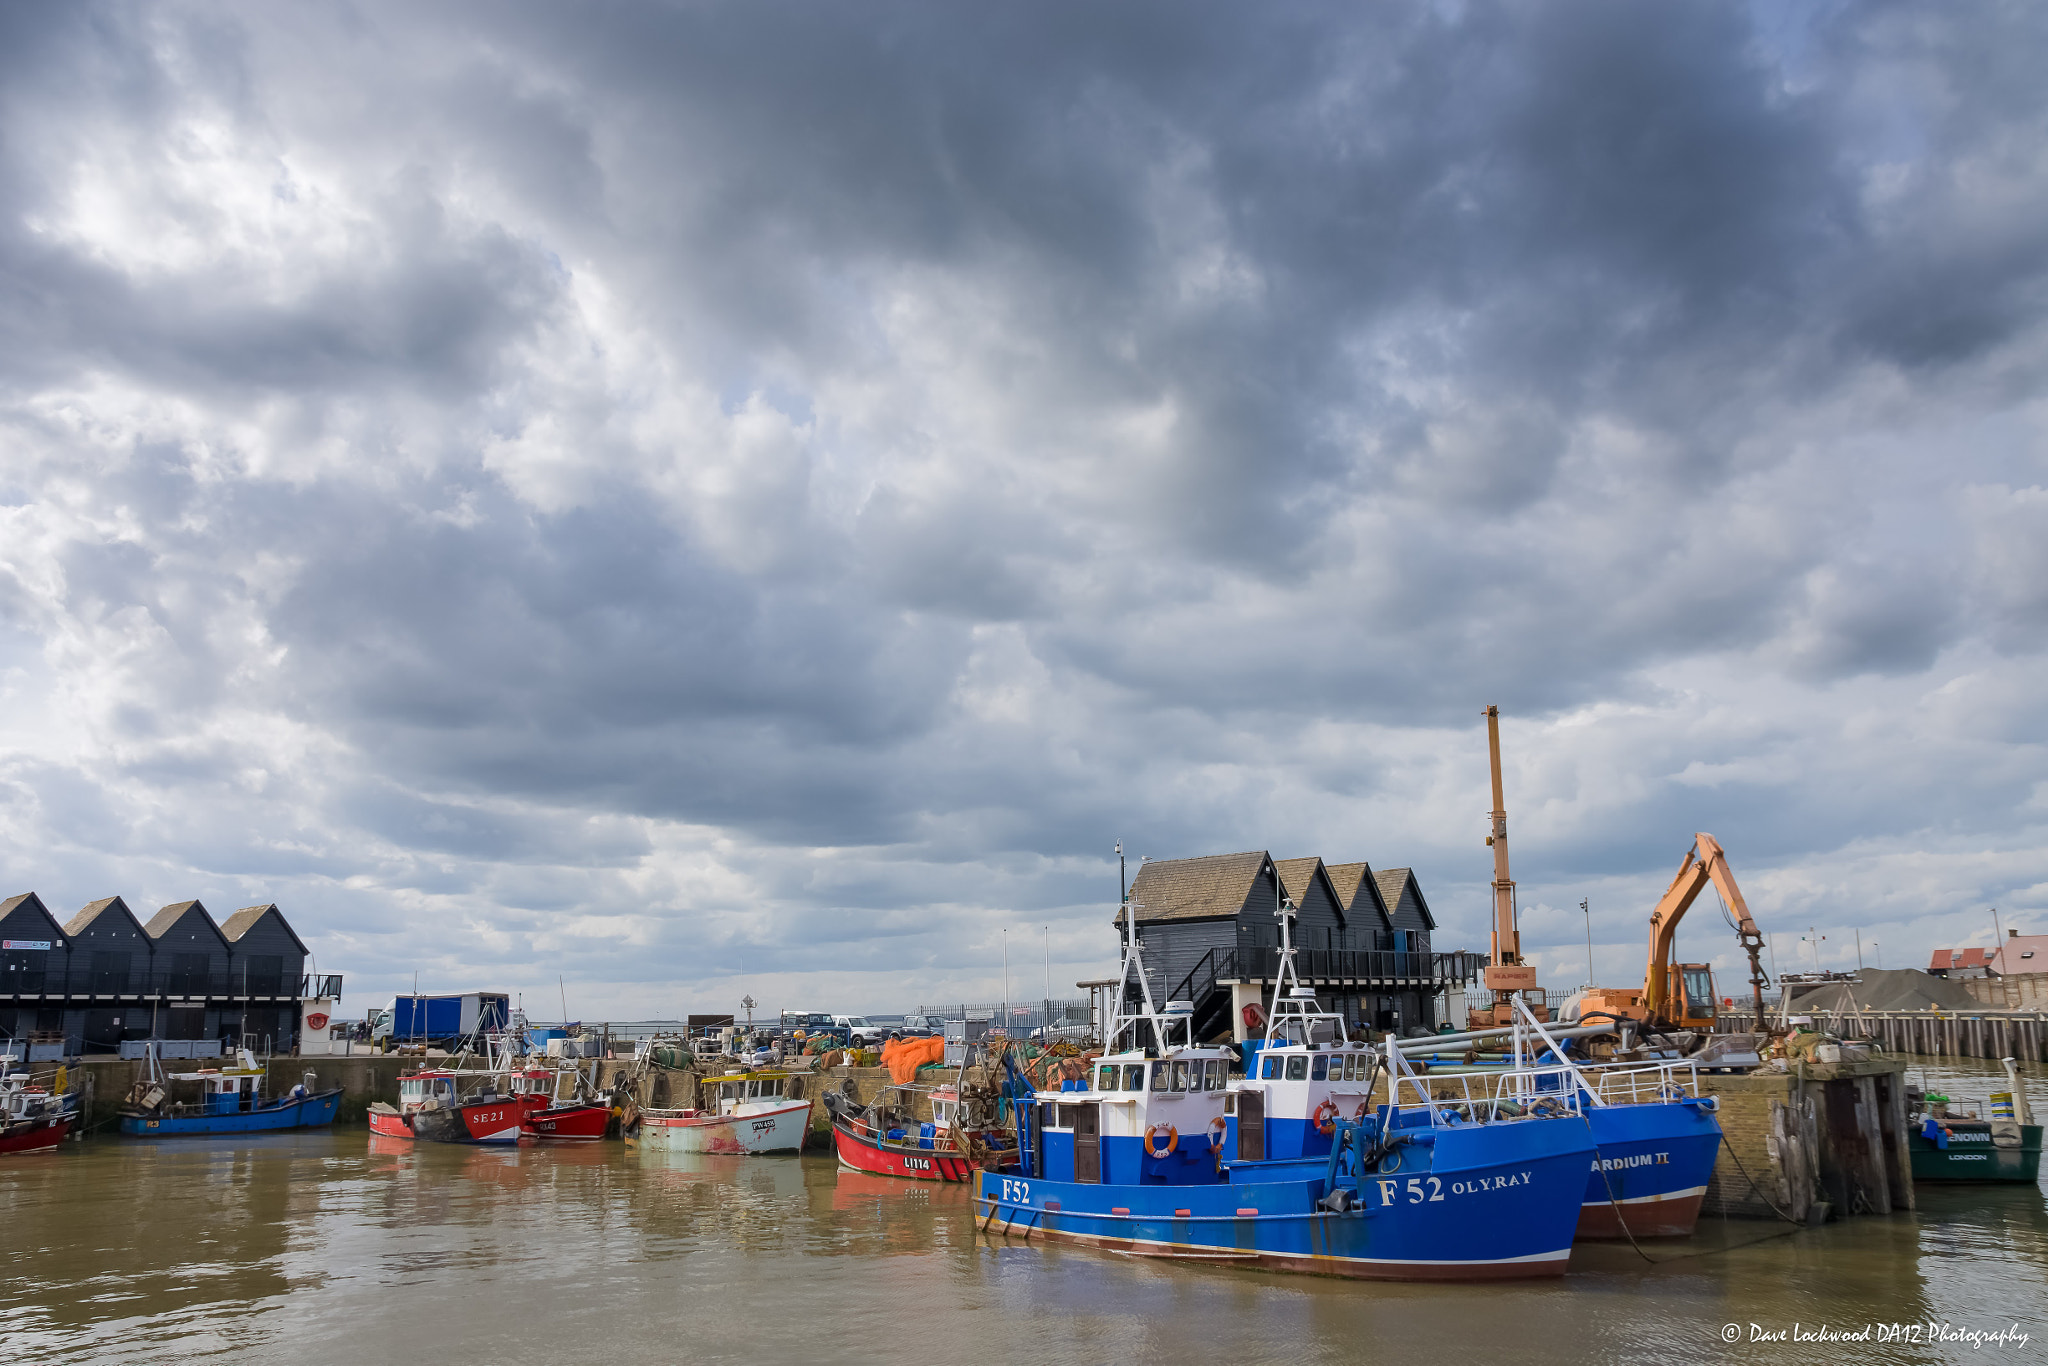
1073,1102 -> 1100,1184
1235,1089 -> 1265,1161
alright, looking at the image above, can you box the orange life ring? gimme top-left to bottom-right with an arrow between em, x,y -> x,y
1353,1100 -> 1372,1122
1144,1123 -> 1179,1158
1313,1099 -> 1341,1135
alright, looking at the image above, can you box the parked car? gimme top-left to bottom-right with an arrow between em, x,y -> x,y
894,1013 -> 945,1038
832,1015 -> 887,1047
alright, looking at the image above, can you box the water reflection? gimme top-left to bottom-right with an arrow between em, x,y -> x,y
0,1108 -> 2041,1366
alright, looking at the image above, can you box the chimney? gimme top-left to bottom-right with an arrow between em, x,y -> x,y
2013,929 -> 2021,938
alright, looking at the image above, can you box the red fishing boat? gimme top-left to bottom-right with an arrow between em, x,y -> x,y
522,1096 -> 612,1141
0,1054 -> 76,1156
826,1083 -> 1017,1182
370,1040 -> 614,1144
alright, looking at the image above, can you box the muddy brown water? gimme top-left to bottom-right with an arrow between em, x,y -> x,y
2,1060 -> 2042,1364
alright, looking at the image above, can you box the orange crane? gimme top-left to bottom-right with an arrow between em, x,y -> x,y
1469,705 -> 1549,1028
1578,833 -> 1770,1032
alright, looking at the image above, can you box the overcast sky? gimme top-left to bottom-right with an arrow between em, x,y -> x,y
3,2 -> 2045,1018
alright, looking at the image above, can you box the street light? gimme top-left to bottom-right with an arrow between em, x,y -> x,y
1580,898 -> 1594,986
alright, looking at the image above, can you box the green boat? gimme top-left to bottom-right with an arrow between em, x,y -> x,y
1908,1117 -> 2042,1182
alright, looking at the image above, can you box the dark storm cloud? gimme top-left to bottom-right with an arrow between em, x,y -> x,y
0,1 -> 2045,1008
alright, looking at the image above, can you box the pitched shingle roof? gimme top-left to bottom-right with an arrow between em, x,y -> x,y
1126,851 -> 1271,923
1,892 -> 64,940
221,903 -> 308,953
1272,857 -> 1322,905
144,900 -> 212,939
1374,867 -> 1436,930
64,896 -> 140,936
1323,862 -> 1393,929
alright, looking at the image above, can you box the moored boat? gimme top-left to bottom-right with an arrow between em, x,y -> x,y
637,1069 -> 809,1154
372,1062 -> 560,1144
827,1082 -> 1019,1181
1908,1078 -> 2042,1182
975,890 -> 1599,1281
1441,1016 -> 1725,1240
1,1055 -> 76,1155
118,1047 -> 341,1137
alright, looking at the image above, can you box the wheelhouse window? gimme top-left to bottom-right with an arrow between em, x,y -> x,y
1171,1061 -> 1192,1092
1311,1056 -> 1330,1081
1096,1066 -> 1116,1092
1149,1063 -> 1168,1092
1261,1056 -> 1280,1080
1285,1055 -> 1309,1082
1205,1060 -> 1227,1091
1123,1064 -> 1145,1091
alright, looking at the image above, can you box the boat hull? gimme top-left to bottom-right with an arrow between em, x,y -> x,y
0,1115 -> 73,1155
640,1099 -> 810,1154
1576,1099 -> 1722,1239
832,1119 -> 989,1181
1909,1122 -> 2043,1182
524,1103 -> 612,1141
977,1116 -> 1596,1282
119,1089 -> 342,1136
367,1105 -> 414,1139
410,1097 -> 536,1145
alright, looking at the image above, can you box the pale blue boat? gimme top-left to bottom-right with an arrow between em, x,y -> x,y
118,1046 -> 342,1137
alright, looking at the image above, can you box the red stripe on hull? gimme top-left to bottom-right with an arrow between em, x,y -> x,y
1575,1189 -> 1705,1240
0,1117 -> 71,1155
977,1201 -> 1571,1282
832,1122 -> 979,1182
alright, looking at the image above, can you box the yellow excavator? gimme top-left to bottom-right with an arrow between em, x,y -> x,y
1578,833 -> 1769,1033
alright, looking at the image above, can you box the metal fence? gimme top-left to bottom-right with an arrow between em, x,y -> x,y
915,999 -> 1093,1033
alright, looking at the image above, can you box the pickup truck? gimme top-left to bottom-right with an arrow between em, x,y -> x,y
832,1015 -> 887,1047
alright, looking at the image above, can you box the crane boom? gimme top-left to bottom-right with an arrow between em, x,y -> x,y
1640,833 -> 1769,1021
1474,705 -> 1542,1025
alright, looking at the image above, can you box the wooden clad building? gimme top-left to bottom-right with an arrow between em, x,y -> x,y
0,892 -> 70,1044
1122,851 -> 1476,1044
0,892 -> 325,1055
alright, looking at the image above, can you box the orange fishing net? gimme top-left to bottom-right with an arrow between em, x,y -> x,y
881,1034 -> 946,1083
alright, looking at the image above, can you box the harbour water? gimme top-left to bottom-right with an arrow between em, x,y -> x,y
3,1061 -> 2041,1364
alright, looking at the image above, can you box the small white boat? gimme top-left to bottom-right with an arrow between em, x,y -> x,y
637,1069 -> 810,1154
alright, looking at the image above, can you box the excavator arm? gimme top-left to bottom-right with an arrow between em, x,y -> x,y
1640,833 -> 1769,1022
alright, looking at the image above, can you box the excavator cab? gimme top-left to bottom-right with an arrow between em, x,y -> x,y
1671,964 -> 1717,1031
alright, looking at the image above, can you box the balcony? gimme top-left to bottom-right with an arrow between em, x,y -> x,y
0,968 -> 328,1001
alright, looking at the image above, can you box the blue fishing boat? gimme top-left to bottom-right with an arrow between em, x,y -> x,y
118,1047 -> 342,1136
1395,1006 -> 1726,1240
976,891 -> 1599,1280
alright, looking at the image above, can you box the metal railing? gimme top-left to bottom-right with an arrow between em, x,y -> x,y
0,968 -> 326,999
1167,948 -> 1485,1009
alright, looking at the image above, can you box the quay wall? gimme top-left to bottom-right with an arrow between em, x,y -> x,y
1697,1058 -> 1912,1224
64,1054 -> 417,1130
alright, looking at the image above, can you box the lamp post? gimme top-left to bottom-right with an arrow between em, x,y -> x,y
1581,898 -> 1594,987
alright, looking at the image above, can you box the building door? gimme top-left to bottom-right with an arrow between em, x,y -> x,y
1237,1090 -> 1265,1161
166,1006 -> 207,1041
1073,1102 -> 1100,1184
